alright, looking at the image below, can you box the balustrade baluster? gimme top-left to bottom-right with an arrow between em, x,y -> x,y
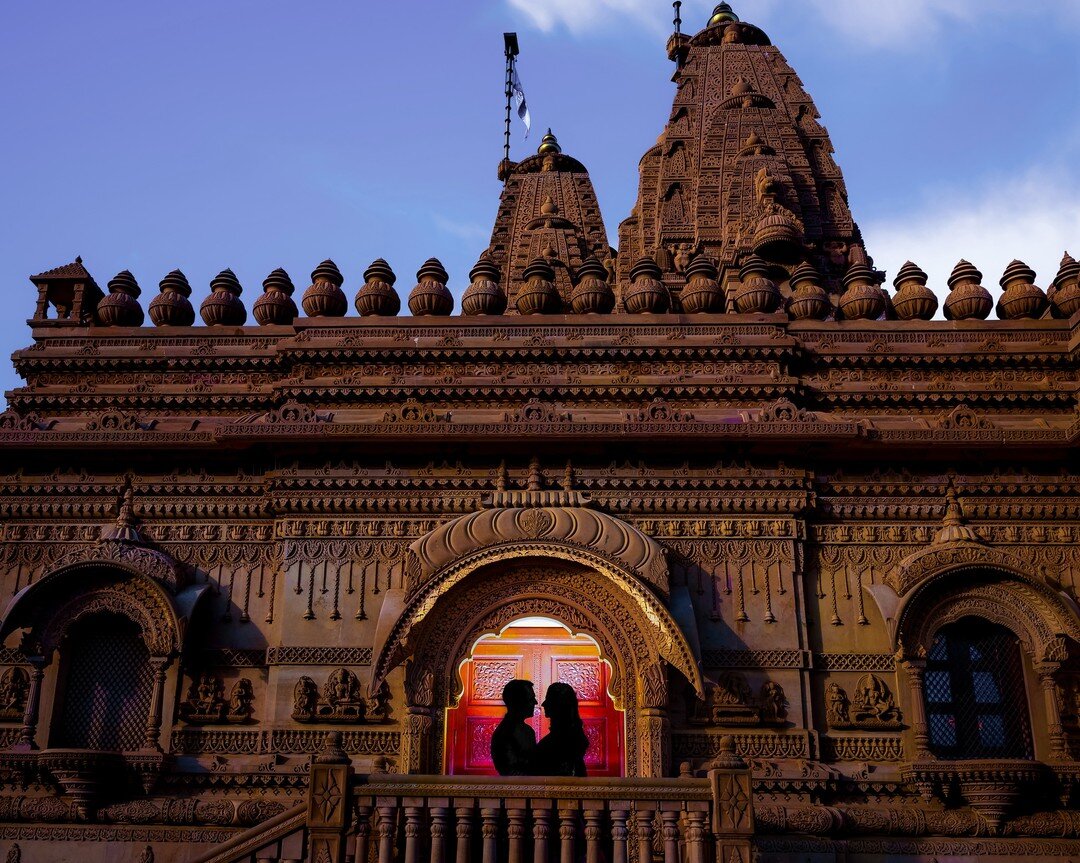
430,806 -> 449,863
558,808 -> 577,863
481,807 -> 500,863
354,805 -> 373,863
584,810 -> 603,863
405,807 -> 424,863
377,804 -> 398,863
660,810 -> 680,863
610,810 -> 629,863
507,808 -> 527,863
455,806 -> 474,863
533,805 -> 553,863
684,811 -> 706,863
634,808 -> 655,863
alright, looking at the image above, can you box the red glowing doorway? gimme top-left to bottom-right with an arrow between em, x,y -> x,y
445,617 -> 625,777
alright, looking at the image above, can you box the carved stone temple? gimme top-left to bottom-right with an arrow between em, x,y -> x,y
2,4 -> 1080,862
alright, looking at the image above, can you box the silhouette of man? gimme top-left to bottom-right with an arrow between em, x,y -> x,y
531,682 -> 588,777
490,679 -> 537,776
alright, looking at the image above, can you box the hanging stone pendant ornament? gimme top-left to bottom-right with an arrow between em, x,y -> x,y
253,268 -> 298,326
891,261 -> 937,321
200,268 -> 247,326
149,269 -> 195,327
570,255 -> 615,315
355,259 -> 401,317
461,252 -> 507,316
786,262 -> 830,321
943,260 -> 992,321
624,256 -> 670,314
996,260 -> 1047,320
96,270 -> 144,327
302,260 -> 348,318
408,258 -> 454,316
732,255 -> 781,314
679,255 -> 724,314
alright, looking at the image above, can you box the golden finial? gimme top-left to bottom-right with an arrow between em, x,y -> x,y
537,129 -> 562,155
708,3 -> 739,26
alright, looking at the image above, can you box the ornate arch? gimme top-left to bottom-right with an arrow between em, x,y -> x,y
0,542 -> 203,659
378,553 -> 703,778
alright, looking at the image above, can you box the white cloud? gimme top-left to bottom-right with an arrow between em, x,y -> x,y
506,0 -> 1078,47
432,213 -> 490,243
862,167 -> 1080,309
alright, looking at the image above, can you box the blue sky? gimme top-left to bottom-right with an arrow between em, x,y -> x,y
2,0 -> 1079,403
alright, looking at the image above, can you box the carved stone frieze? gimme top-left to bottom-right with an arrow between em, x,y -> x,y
826,675 -> 903,730
179,675 -> 255,725
291,669 -> 391,724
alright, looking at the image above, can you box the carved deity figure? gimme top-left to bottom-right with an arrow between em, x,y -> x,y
194,673 -> 222,712
0,667 -> 29,714
851,674 -> 899,723
228,678 -> 255,721
825,682 -> 850,726
758,681 -> 789,724
371,680 -> 393,721
713,671 -> 753,707
294,677 -> 319,716
324,668 -> 360,706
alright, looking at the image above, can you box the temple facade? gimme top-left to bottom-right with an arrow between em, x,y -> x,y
1,4 -> 1079,862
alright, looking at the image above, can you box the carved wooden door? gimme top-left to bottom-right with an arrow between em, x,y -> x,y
445,623 -> 624,776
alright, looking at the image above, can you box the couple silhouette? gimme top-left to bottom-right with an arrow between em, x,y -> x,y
490,679 -> 588,777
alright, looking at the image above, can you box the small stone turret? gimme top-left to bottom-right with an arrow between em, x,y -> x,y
355,260 -> 401,317
253,269 -> 298,325
996,260 -> 1047,320
838,250 -> 886,321
787,262 -> 830,321
624,257 -> 670,314
149,270 -> 195,327
96,271 -> 144,327
571,256 -> 616,315
943,260 -> 992,321
679,255 -> 724,314
302,260 -> 348,318
891,262 -> 937,321
200,269 -> 247,326
461,253 -> 506,316
731,256 -> 781,314
1051,252 -> 1080,317
408,259 -> 454,316
516,257 -> 561,316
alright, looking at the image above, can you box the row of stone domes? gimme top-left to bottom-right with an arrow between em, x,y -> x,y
94,251 -> 1080,327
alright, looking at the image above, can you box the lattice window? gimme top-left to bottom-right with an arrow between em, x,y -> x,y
54,613 -> 154,752
924,619 -> 1032,760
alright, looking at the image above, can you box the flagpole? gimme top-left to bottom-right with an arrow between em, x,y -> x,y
502,33 -> 519,175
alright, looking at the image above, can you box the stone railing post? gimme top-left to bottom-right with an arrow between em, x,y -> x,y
14,656 -> 49,752
306,731 -> 353,863
1035,661 -> 1067,761
707,736 -> 754,863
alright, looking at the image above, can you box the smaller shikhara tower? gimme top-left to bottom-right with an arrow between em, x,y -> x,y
617,3 -> 874,308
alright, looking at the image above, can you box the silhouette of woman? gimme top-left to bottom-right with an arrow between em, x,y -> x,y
531,682 -> 589,777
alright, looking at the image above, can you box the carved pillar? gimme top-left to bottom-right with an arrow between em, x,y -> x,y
639,662 -> 670,777
707,737 -> 754,863
15,656 -> 49,752
902,660 -> 931,759
401,661 -> 435,774
142,657 -> 171,752
1036,662 -> 1067,761
306,732 -> 354,863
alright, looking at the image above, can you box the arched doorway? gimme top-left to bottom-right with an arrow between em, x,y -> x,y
445,616 -> 624,777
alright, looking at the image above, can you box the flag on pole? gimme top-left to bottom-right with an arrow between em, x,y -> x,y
511,64 -> 531,139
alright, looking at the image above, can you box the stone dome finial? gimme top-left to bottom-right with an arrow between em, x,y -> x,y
516,256 -> 561,315
1052,252 -> 1080,317
996,259 -> 1047,320
708,2 -> 739,25
541,195 -> 558,217
624,256 -> 670,314
537,130 -> 562,155
891,261 -> 937,321
355,259 -> 401,317
408,258 -> 454,316
200,268 -> 247,326
461,252 -> 507,316
943,260 -> 992,321
571,255 -> 616,315
933,480 -> 980,546
787,262 -> 830,321
253,268 -> 298,325
731,255 -> 781,314
149,269 -> 195,327
97,270 -> 145,327
680,255 -> 724,314
302,259 -> 348,317
838,254 -> 886,321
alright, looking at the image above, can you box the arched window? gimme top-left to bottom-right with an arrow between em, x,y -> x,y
924,619 -> 1032,760
53,612 -> 154,752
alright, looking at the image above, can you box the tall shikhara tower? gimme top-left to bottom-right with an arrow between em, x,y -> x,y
617,3 -> 872,307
